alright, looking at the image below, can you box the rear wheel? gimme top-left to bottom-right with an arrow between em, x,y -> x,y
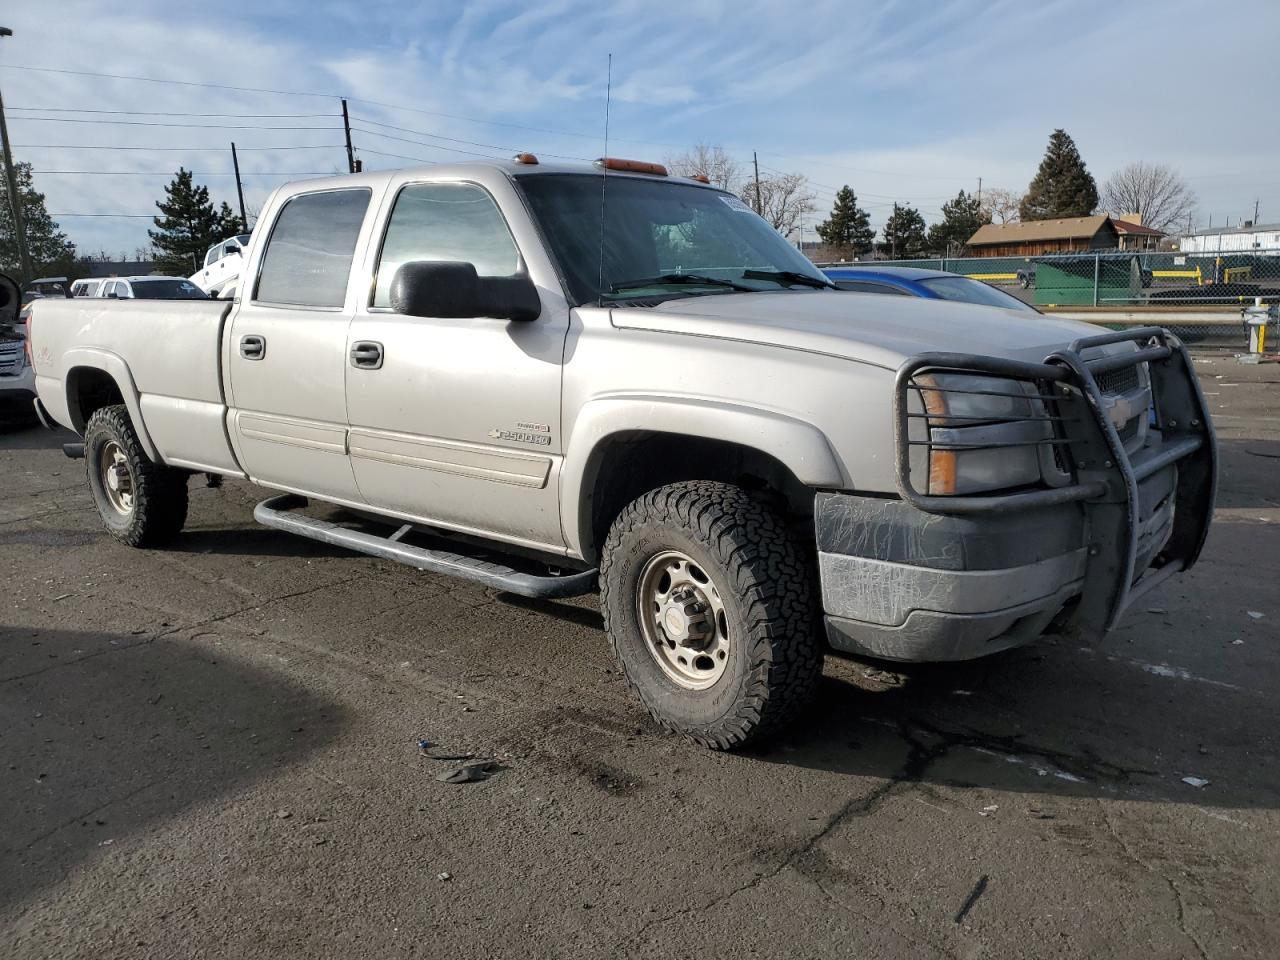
85,404 -> 188,547
600,481 -> 821,749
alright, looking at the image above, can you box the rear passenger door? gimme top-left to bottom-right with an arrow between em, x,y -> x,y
226,186 -> 377,502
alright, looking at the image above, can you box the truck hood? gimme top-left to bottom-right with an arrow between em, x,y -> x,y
609,289 -> 1102,370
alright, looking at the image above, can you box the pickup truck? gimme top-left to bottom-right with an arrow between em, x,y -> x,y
21,157 -> 1217,749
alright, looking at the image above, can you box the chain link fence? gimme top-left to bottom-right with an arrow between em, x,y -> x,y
815,249 -> 1280,349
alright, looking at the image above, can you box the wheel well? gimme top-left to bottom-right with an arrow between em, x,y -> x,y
66,366 -> 125,432
583,432 -> 814,564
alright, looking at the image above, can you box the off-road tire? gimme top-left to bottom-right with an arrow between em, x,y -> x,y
600,480 -> 821,749
85,404 -> 189,547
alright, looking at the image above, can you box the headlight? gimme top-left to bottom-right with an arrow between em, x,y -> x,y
914,373 -> 1050,495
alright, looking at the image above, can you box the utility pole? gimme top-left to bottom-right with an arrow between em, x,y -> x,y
1254,198 -> 1260,225
891,202 -> 898,259
341,98 -> 356,174
976,177 -> 982,207
0,27 -> 33,284
230,142 -> 248,233
752,151 -> 761,215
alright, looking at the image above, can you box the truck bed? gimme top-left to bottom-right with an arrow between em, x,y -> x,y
31,298 -> 241,475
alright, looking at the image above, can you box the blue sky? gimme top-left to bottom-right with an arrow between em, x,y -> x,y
3,0 -> 1280,257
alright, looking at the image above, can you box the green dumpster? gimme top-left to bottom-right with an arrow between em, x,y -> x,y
1033,254 -> 1143,307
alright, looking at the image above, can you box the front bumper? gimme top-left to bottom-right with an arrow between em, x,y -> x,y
818,326 -> 1215,662
0,363 -> 36,405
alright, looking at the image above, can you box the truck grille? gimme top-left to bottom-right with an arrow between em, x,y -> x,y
1095,365 -> 1139,395
0,340 -> 22,377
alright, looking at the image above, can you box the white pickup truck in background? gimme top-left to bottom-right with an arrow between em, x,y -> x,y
20,157 -> 1217,749
189,233 -> 252,298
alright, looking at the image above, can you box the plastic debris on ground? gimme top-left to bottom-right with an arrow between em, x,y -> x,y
1181,776 -> 1210,788
437,761 -> 499,784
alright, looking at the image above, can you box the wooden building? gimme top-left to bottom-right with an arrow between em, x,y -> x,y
967,215 -> 1118,257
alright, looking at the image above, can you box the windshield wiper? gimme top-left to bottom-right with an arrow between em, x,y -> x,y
608,273 -> 757,294
742,269 -> 836,290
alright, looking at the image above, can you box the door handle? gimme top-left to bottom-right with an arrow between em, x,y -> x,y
350,340 -> 384,370
240,334 -> 266,360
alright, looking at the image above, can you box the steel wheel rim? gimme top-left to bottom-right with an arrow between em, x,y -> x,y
100,440 -> 135,516
636,549 -> 730,690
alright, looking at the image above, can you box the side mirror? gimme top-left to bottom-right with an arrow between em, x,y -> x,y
106,291 -> 119,299
390,261 -> 540,323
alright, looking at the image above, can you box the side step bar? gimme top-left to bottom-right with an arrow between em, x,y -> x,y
253,494 -> 597,600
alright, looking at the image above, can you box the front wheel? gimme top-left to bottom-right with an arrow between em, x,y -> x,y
85,404 -> 189,547
600,481 -> 822,749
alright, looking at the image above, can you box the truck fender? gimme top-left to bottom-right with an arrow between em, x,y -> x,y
559,394 -> 844,558
62,347 -> 161,462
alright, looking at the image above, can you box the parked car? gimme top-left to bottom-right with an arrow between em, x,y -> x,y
0,274 -> 36,415
70,278 -> 103,298
189,234 -> 251,297
24,159 -> 1216,750
824,266 -> 1040,313
100,277 -> 208,300
21,276 -> 72,304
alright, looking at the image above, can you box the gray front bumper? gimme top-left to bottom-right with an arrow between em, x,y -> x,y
816,468 -> 1175,662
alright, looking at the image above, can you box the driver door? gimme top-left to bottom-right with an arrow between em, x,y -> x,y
343,175 -> 571,553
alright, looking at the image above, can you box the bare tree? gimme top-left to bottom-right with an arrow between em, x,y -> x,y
739,172 -> 817,239
1101,162 -> 1197,232
980,187 -> 1023,224
665,143 -> 743,192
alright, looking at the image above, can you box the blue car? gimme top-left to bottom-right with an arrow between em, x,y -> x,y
823,265 -> 1040,314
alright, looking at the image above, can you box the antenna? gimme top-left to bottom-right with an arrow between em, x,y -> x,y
596,53 -> 612,306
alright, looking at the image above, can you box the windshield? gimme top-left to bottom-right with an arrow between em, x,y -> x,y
918,276 -> 1038,313
516,173 -> 829,304
132,279 -> 208,300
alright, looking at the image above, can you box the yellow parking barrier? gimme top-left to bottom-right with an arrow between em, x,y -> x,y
966,273 -> 1018,282
1152,266 -> 1203,285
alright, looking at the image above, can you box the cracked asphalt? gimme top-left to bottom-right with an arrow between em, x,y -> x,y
3,355 -> 1279,959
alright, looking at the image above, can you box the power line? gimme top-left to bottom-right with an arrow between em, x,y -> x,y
51,212 -> 155,218
349,125 -> 514,161
33,169 -> 332,176
0,63 -> 334,99
9,115 -> 343,131
350,114 -> 589,161
11,107 -> 333,119
0,62 -> 683,150
14,142 -> 343,151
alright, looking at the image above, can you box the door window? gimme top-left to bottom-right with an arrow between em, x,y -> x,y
371,182 -> 520,308
205,245 -> 222,267
254,188 -> 372,308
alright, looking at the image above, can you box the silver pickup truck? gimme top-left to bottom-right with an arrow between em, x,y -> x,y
21,157 -> 1216,749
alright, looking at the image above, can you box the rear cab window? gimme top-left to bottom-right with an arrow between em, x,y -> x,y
254,188 -> 372,309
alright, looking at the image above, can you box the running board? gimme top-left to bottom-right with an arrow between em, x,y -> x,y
253,494 -> 597,599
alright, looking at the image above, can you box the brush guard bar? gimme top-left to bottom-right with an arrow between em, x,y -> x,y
893,326 -> 1216,640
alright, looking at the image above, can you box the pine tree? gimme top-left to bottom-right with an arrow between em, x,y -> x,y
815,186 -> 874,257
881,204 -> 928,259
148,168 -> 232,275
1020,129 -> 1098,221
928,189 -> 990,254
0,157 -> 77,280
217,200 -> 246,236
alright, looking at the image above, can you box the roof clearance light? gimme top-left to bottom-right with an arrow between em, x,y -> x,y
690,174 -> 711,184
513,153 -> 539,164
594,157 -> 668,176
